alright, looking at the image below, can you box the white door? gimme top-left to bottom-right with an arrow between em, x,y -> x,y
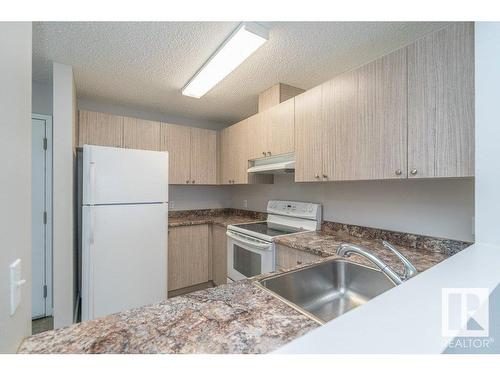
31,115 -> 53,318
82,145 -> 168,205
81,203 -> 167,321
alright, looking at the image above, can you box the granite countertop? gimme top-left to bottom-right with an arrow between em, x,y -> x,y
274,231 -> 448,275
168,215 -> 261,229
18,209 -> 454,354
18,280 -> 319,354
168,208 -> 266,229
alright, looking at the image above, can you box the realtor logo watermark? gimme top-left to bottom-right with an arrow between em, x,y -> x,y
442,288 -> 492,350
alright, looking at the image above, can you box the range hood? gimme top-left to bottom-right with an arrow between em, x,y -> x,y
247,153 -> 295,174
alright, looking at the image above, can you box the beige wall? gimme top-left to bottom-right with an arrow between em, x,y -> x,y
52,62 -> 77,328
0,22 -> 32,353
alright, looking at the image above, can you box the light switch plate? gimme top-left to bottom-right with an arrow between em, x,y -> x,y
10,259 -> 24,315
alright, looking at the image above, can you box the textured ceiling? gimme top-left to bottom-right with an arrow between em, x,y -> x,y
33,21 -> 448,126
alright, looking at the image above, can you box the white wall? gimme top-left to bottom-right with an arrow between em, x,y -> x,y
169,185 -> 231,211
0,22 -> 32,353
52,63 -> 77,328
32,80 -> 53,116
475,22 -> 500,246
78,98 -> 224,130
230,175 -> 474,242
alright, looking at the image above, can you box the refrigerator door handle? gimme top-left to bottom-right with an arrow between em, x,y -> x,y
89,161 -> 96,205
89,206 -> 95,245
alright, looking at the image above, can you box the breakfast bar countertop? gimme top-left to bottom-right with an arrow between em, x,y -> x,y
18,280 -> 319,354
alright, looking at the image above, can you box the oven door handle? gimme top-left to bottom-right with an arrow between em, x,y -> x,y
226,231 -> 272,250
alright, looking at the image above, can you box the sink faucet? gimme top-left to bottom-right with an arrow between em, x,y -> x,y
336,241 -> 418,285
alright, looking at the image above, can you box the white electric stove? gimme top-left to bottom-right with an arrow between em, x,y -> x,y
226,200 -> 322,282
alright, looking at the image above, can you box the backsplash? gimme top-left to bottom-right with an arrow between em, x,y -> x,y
321,221 -> 471,256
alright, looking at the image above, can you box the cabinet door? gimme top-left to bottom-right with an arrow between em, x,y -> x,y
294,85 -> 324,182
232,120 -> 251,184
245,113 -> 267,160
219,126 -> 234,184
265,98 -> 295,156
123,117 -> 160,151
408,22 -> 474,178
328,48 -> 407,181
190,127 -> 217,184
211,225 -> 227,286
160,123 -> 191,184
168,225 -> 210,291
275,245 -> 322,269
78,110 -> 124,147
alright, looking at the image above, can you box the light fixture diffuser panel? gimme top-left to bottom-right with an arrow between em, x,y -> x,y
182,22 -> 268,98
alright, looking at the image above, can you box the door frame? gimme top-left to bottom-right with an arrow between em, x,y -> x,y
32,113 -> 53,317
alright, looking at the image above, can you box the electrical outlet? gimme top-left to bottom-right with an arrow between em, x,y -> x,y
243,199 -> 248,208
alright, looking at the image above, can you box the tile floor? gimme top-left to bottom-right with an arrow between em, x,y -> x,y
32,316 -> 53,335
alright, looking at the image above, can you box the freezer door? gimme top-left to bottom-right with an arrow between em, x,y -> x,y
81,203 -> 168,321
82,145 -> 168,205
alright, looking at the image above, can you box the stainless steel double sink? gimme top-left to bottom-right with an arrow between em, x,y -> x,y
258,258 -> 396,324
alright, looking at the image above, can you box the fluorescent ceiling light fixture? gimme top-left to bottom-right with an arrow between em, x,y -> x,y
182,22 -> 269,98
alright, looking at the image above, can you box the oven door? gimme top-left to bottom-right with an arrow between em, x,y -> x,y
226,230 -> 274,281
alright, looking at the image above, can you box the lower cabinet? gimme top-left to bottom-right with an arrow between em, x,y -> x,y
211,225 -> 227,286
168,224 -> 210,292
275,244 -> 322,269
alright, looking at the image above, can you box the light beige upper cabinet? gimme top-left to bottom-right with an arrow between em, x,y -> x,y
247,99 -> 295,160
160,124 -> 218,185
190,127 -> 218,184
407,22 -> 474,178
78,110 -> 124,147
264,98 -> 295,156
246,113 -> 267,160
325,48 -> 408,181
160,123 -> 191,184
168,224 -> 210,291
123,117 -> 160,151
220,120 -> 249,184
220,119 -> 273,185
294,85 -> 325,182
219,125 -> 234,184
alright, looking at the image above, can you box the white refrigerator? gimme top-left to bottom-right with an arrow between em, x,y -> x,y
81,145 -> 168,321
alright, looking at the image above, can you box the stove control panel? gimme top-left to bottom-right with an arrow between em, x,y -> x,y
267,200 -> 322,221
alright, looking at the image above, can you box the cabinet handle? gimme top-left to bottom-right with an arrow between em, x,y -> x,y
297,260 -> 302,265
267,151 -> 272,156
314,174 -> 320,179
410,169 -> 418,175
192,180 -> 195,184
322,174 -> 328,179
395,169 -> 402,176
186,180 -> 190,184
262,152 -> 266,156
